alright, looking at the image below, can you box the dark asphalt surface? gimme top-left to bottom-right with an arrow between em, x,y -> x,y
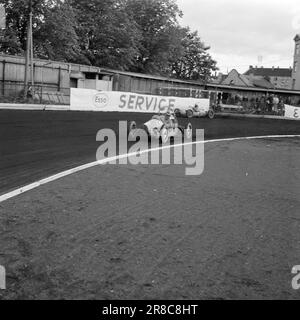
0,109 -> 300,195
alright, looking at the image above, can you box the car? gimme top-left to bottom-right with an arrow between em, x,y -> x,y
174,104 -> 215,119
128,111 -> 192,144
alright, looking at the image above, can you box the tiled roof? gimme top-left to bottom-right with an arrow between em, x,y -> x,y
241,75 -> 274,89
251,78 -> 274,89
221,69 -> 274,89
239,74 -> 252,86
244,67 -> 292,78
211,73 -> 228,84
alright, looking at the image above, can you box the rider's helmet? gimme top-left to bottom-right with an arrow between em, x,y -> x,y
165,109 -> 172,119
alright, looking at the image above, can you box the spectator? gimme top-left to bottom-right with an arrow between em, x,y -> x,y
27,86 -> 33,99
259,95 -> 266,114
273,95 -> 279,114
286,96 -> 292,105
235,94 -> 242,106
250,97 -> 257,113
278,99 -> 285,116
269,95 -> 274,112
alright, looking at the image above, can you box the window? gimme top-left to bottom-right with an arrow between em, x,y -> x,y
70,78 -> 78,88
85,72 -> 97,80
296,43 -> 300,55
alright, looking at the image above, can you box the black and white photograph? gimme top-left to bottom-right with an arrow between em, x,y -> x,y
0,0 -> 300,309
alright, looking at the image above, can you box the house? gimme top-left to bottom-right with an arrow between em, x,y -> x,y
244,66 -> 292,89
214,69 -> 275,89
205,34 -> 300,106
212,72 -> 228,84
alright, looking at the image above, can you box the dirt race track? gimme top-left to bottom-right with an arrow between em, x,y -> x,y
0,110 -> 300,299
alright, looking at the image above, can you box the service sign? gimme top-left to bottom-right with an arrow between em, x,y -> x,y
70,88 -> 210,113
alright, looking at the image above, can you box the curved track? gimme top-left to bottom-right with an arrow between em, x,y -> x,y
0,110 -> 300,300
1,110 -> 300,194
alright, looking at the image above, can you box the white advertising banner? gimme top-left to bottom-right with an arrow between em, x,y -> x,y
285,104 -> 300,120
70,88 -> 209,113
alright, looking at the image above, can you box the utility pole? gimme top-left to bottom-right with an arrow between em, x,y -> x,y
30,8 -> 34,91
23,0 -> 34,100
0,4 -> 6,30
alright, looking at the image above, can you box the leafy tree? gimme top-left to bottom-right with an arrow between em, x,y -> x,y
0,27 -> 23,55
69,0 -> 141,69
0,0 -> 218,81
170,28 -> 218,81
125,0 -> 183,74
124,1 -> 217,81
0,0 -> 87,62
0,0 -> 47,54
33,1 -> 82,62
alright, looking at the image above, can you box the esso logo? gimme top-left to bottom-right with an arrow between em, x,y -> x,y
94,93 -> 108,108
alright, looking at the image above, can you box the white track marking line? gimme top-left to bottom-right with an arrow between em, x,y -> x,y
0,135 -> 299,204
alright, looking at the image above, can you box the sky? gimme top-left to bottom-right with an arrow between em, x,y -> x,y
177,0 -> 300,74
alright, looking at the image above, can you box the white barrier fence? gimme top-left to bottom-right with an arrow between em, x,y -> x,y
284,104 -> 300,120
70,88 -> 300,120
70,88 -> 209,113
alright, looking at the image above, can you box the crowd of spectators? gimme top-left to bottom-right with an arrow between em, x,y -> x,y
220,93 -> 299,116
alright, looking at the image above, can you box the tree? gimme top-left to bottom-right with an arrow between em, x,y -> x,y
33,1 -> 82,62
170,28 -> 218,82
125,0 -> 183,74
0,0 -> 48,54
69,0 -> 141,69
0,0 -> 218,81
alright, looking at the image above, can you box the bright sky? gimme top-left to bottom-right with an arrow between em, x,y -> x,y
177,0 -> 300,74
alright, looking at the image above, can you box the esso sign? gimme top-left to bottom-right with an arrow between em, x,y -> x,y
94,93 -> 109,108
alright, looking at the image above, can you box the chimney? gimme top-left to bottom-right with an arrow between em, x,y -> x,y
249,65 -> 253,69
272,66 -> 274,70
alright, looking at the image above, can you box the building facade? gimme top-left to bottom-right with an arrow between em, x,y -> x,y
212,69 -> 275,89
0,54 -> 205,104
244,66 -> 292,90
